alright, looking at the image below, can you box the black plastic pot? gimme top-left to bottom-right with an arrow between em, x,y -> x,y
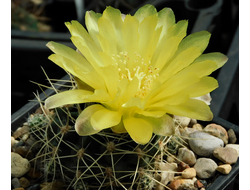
11,74 -> 239,190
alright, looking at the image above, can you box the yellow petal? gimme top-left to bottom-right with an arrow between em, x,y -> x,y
159,46 -> 201,83
46,41 -> 93,73
123,116 -> 153,144
138,14 -> 158,58
157,7 -> 175,42
85,10 -> 102,49
111,120 -> 127,133
175,30 -> 211,56
90,105 -> 122,130
97,17 -> 118,54
65,21 -> 103,68
75,104 -> 102,136
137,114 -> 175,136
45,89 -> 93,109
193,52 -> 228,70
48,54 -> 105,89
134,4 -> 157,23
154,72 -> 200,99
152,20 -> 188,70
102,6 -> 124,52
122,15 -> 139,55
177,60 -> 218,78
184,77 -> 218,97
99,65 -> 119,99
162,99 -> 213,121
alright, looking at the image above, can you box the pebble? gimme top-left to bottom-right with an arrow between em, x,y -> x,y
192,123 -> 203,131
11,177 -> 21,189
177,148 -> 196,166
216,164 -> 232,174
173,115 -> 191,127
203,123 -> 228,144
19,177 -> 30,188
27,168 -> 43,179
213,147 -> 239,164
26,184 -> 40,190
167,155 -> 176,163
228,129 -> 237,144
157,162 -> 178,186
194,180 -> 204,188
13,125 -> 30,139
226,144 -> 239,156
11,152 -> 31,178
168,177 -> 197,190
194,158 -> 218,179
11,136 -> 19,149
189,131 -> 224,156
182,168 -> 196,179
13,146 -> 34,160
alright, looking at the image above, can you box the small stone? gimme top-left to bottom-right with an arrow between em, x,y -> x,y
11,136 -> 19,147
13,125 -> 30,139
228,129 -> 237,144
174,115 -> 191,127
11,152 -> 31,178
177,162 -> 190,172
213,147 -> 239,164
216,164 -> 232,174
189,119 -> 197,127
182,168 -> 196,179
203,123 -> 228,144
25,135 -> 40,151
19,177 -> 30,188
194,158 -> 218,179
12,177 -> 21,189
13,146 -> 33,160
189,131 -> 224,157
168,177 -> 197,190
177,148 -> 196,166
194,180 -> 204,188
156,162 -> 178,187
192,123 -> 203,131
226,144 -> 239,156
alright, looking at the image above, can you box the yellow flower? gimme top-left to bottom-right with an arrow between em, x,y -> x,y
45,4 -> 227,144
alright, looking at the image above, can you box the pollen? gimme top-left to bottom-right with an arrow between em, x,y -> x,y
112,51 -> 160,98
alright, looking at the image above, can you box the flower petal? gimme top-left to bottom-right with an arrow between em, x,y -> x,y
184,76 -> 218,97
137,114 -> 175,136
65,21 -> 103,68
48,54 -> 105,89
45,89 -> 93,109
134,4 -> 157,23
102,6 -> 124,52
193,52 -> 228,70
162,99 -> 213,121
46,41 -> 93,73
157,7 -> 175,42
90,105 -> 122,130
85,10 -> 102,48
123,116 -> 153,144
175,30 -> 211,56
122,15 -> 139,55
97,17 -> 118,54
75,104 -> 102,136
138,14 -> 159,58
111,120 -> 127,133
99,65 -> 119,99
152,20 -> 188,71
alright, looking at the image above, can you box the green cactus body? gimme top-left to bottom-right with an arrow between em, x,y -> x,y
25,103 -> 182,190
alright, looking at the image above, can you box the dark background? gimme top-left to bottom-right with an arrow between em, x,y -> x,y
11,0 -> 239,189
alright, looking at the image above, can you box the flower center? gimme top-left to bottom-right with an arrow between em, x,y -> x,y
112,52 -> 159,98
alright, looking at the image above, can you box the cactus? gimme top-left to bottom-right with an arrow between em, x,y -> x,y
16,75 -> 185,190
